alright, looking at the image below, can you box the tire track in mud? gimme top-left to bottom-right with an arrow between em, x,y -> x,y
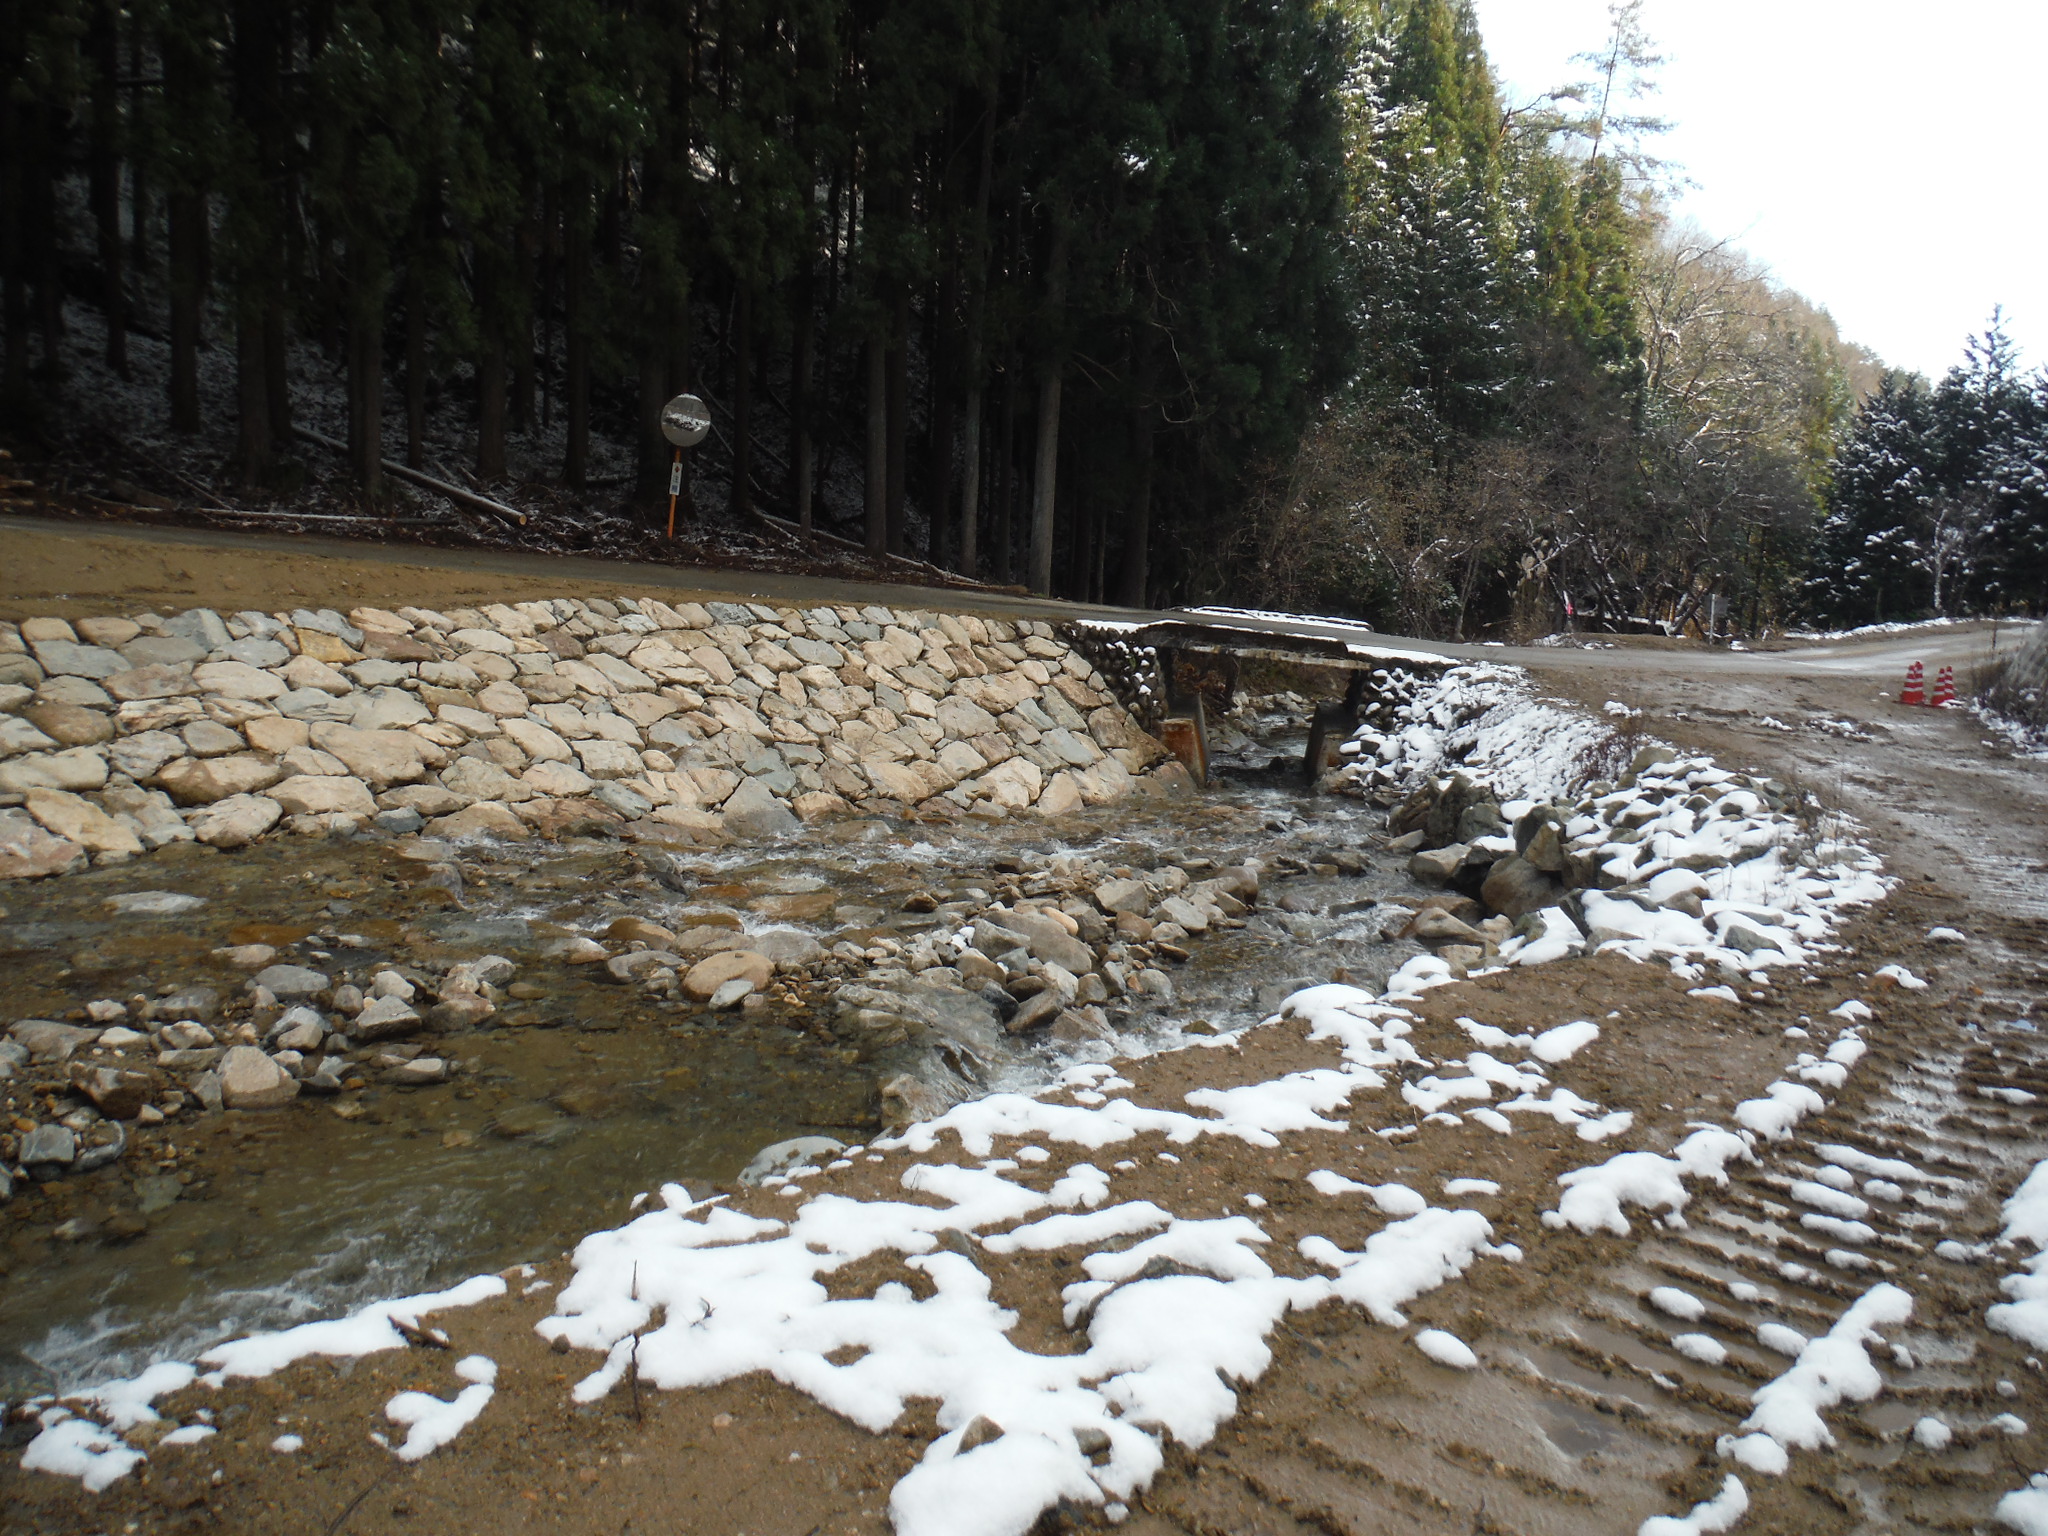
1129,940 -> 2043,1536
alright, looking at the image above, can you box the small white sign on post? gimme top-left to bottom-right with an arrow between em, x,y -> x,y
659,394 -> 708,540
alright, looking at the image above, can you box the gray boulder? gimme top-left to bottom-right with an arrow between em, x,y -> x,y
252,963 -> 329,999
720,778 -> 798,838
19,1124 -> 76,1167
1407,844 -> 1468,884
352,994 -> 424,1040
740,1135 -> 846,1185
1480,855 -> 1560,919
10,1019 -> 100,1062
219,1045 -> 299,1109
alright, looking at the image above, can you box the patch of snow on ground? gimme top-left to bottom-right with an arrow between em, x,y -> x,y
1545,1128 -> 1753,1237
534,1152 -> 1514,1536
18,1414 -> 147,1492
385,1356 -> 498,1461
13,1275 -> 509,1491
1985,1161 -> 2048,1352
1672,1333 -> 1727,1365
1640,1475 -> 1748,1535
1306,1170 -> 1428,1215
1784,616 -> 1966,641
1443,1178 -> 1500,1197
1718,1282 -> 1913,1475
1412,1328 -> 1479,1369
1531,1021 -> 1600,1062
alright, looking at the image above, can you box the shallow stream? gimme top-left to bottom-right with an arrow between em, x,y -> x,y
0,703 -> 1433,1394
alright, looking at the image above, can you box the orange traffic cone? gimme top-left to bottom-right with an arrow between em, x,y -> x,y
1931,665 -> 1956,706
1900,661 -> 1925,705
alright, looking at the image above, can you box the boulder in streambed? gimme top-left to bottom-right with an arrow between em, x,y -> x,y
606,950 -> 683,984
11,1019 -> 100,1062
1407,844 -> 1469,884
70,1064 -> 154,1119
740,1136 -> 847,1185
218,1045 -> 299,1109
683,950 -> 774,1000
20,1123 -> 77,1171
353,995 -> 425,1040
252,963 -> 329,999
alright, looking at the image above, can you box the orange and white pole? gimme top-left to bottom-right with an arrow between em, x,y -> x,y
665,448 -> 683,540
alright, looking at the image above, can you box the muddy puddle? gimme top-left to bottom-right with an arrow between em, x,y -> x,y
0,701 -> 1432,1394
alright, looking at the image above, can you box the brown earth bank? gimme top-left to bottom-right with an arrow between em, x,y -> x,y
0,513 -> 1053,630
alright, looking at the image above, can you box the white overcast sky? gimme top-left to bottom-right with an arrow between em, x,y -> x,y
1469,0 -> 2047,380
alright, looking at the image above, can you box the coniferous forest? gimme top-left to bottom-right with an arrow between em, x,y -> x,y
1,0 -> 2038,631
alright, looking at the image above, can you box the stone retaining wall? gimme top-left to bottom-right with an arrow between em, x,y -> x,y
0,595 -> 1187,877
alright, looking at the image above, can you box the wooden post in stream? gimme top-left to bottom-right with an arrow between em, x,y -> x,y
1158,668 -> 1209,788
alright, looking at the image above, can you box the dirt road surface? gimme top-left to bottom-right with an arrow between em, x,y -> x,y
3,514 -> 2044,1535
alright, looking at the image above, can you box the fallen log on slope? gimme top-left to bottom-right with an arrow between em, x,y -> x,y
292,428 -> 528,526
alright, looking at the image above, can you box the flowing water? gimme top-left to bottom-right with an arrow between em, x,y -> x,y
0,703 -> 1430,1395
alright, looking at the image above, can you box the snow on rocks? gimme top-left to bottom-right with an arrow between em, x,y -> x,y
0,601 -> 1182,880
1334,663 -> 1615,804
1331,662 -> 1888,978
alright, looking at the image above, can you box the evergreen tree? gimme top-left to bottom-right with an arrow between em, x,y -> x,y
1808,315 -> 2048,626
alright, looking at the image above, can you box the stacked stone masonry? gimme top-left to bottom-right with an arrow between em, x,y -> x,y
0,597 -> 1183,878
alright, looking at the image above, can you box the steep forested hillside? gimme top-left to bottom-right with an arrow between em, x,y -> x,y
2,0 -> 1945,634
